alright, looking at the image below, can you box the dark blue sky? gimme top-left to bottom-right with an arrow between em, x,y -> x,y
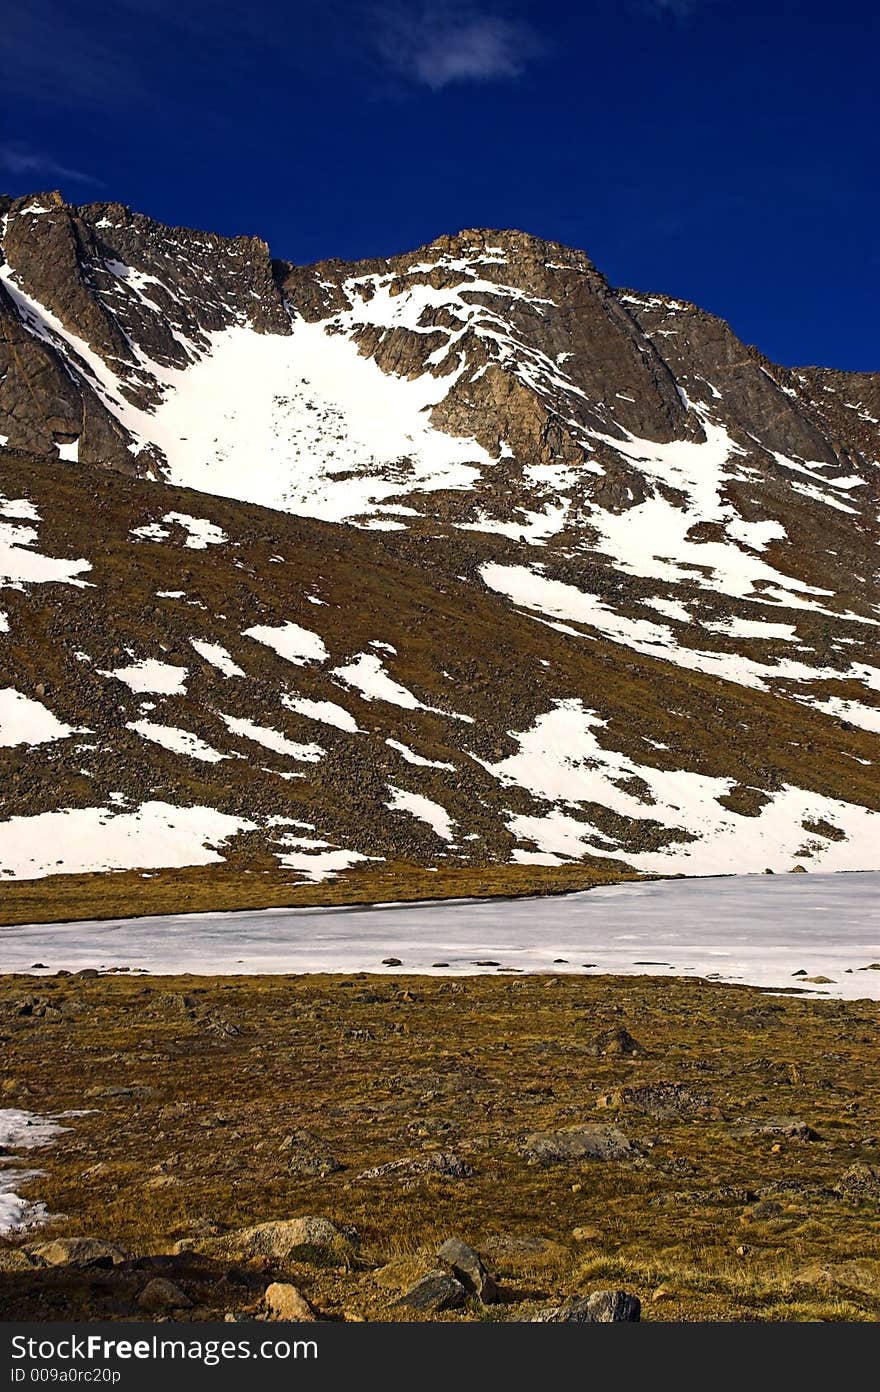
2,1 -> 878,369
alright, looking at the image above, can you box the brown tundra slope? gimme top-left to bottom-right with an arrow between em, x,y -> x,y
0,191 -> 878,915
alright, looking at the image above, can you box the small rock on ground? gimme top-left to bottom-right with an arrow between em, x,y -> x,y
437,1237 -> 499,1303
395,1270 -> 467,1313
28,1238 -> 129,1269
533,1290 -> 641,1322
264,1282 -> 316,1321
137,1278 -> 192,1312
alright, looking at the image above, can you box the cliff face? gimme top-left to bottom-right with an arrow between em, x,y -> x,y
1,193 -> 877,891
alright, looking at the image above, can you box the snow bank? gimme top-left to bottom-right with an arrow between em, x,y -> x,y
0,688 -> 81,747
0,801 -> 254,879
100,658 -> 188,695
244,621 -> 328,665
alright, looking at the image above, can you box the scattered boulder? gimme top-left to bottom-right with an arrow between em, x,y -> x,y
733,1117 -> 818,1142
741,1199 -> 783,1223
264,1282 -> 316,1321
358,1152 -> 474,1180
589,1026 -> 643,1057
794,1260 -> 880,1295
28,1238 -> 129,1269
395,1270 -> 467,1313
521,1124 -> 632,1166
533,1290 -> 641,1322
219,1216 -> 356,1266
381,958 -> 402,967
571,1226 -> 601,1243
837,1163 -> 880,1199
596,1082 -> 717,1121
437,1237 -> 499,1303
137,1278 -> 192,1313
281,1130 -> 342,1178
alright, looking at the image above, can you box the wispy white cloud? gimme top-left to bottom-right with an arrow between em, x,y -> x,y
0,143 -> 102,186
373,3 -> 543,90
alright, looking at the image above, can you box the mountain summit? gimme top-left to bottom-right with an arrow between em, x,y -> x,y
1,193 -> 878,904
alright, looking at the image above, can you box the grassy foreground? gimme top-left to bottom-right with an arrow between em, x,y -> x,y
1,967 -> 879,1322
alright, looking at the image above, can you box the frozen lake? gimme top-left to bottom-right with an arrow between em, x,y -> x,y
2,871 -> 879,999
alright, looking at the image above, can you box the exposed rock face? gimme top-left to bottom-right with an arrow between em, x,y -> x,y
0,191 -> 878,891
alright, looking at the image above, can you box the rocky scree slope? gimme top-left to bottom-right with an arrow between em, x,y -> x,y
0,192 -> 878,891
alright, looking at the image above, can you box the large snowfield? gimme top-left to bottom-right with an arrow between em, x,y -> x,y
3,872 -> 879,1000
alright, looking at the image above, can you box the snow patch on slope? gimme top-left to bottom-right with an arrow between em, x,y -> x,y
481,563 -> 880,714
244,621 -> 328,666
387,786 -> 455,841
218,713 -> 324,762
127,719 -> 228,764
0,1110 -> 68,1235
0,802 -> 254,879
100,658 -> 188,694
0,688 -> 81,747
190,640 -> 244,677
485,700 -> 880,875
282,695 -> 361,733
1,502 -> 92,590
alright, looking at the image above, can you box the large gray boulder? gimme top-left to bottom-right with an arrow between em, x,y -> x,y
521,1124 -> 632,1166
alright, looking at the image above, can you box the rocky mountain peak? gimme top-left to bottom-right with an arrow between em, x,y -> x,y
1,192 -> 877,895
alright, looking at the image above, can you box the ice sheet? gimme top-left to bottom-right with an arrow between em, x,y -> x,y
3,872 -> 878,999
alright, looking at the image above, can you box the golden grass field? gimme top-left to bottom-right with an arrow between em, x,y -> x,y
2,962 -> 879,1322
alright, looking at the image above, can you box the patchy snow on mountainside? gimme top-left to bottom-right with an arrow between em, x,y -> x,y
480,563 -> 880,726
132,511 -> 228,548
147,319 -> 495,521
274,835 -> 376,881
1,502 -> 92,588
243,620 -> 328,665
486,700 -> 880,875
0,203 -> 877,891
217,712 -> 324,762
0,802 -> 254,878
0,688 -> 81,747
282,695 -> 362,733
386,738 -> 456,770
190,639 -> 244,677
0,1109 -> 68,1235
387,786 -> 455,842
99,658 -> 188,694
127,719 -> 228,764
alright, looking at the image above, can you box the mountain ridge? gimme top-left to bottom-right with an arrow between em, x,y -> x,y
1,190 -> 877,905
